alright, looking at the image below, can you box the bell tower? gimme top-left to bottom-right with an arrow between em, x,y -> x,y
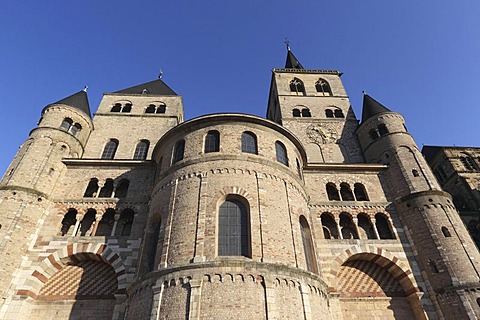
356,93 -> 480,319
266,48 -> 364,163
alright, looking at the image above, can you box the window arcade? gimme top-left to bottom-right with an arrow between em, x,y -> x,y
60,118 -> 82,136
110,102 -> 132,113
290,78 -> 305,95
145,103 -> 167,114
315,78 -> 332,96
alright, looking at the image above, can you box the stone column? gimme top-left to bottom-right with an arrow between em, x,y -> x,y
335,217 -> 343,239
188,278 -> 203,320
149,284 -> 163,320
111,213 -> 121,236
300,282 -> 312,320
371,215 -> 380,239
90,213 -> 103,236
72,213 -> 83,236
352,217 -> 361,239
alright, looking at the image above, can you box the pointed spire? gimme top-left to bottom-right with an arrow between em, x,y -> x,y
47,90 -> 91,118
361,92 -> 392,123
114,79 -> 177,96
284,40 -> 304,69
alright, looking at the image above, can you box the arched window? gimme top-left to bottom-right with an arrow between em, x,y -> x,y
172,139 -> 185,164
133,140 -> 150,160
289,78 -> 305,95
79,209 -> 96,236
61,209 -> 77,236
321,213 -> 339,239
148,220 -> 162,271
339,213 -> 358,239
111,103 -> 122,112
69,123 -> 82,136
315,79 -> 332,96
218,197 -> 250,257
60,118 -> 73,131
300,216 -> 318,273
101,139 -> 118,159
145,104 -> 156,113
358,214 -> 376,239
156,103 -> 166,114
441,226 -> 452,237
326,183 -> 340,201
122,103 -> 132,113
117,209 -> 134,236
115,179 -> 129,198
301,108 -> 312,117
95,209 -> 115,236
354,183 -> 369,201
292,109 -> 301,117
378,124 -> 389,136
275,141 -> 288,166
99,178 -> 114,198
340,183 -> 355,201
241,131 -> 258,154
334,109 -> 344,118
204,130 -> 220,153
84,178 -> 99,197
460,155 -> 477,171
369,129 -> 380,140
325,109 -> 334,118
375,213 -> 395,239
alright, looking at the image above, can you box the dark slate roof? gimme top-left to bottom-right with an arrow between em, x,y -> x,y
421,146 -> 443,162
285,49 -> 304,69
47,90 -> 91,118
113,79 -> 177,95
361,93 -> 392,123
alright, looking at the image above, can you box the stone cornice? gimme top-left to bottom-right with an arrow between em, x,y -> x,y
272,68 -> 342,75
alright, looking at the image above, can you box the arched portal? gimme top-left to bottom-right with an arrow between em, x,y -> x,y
333,252 -> 425,320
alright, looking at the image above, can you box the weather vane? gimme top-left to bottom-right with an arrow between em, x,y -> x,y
83,86 -> 88,92
284,37 -> 290,51
158,69 -> 163,79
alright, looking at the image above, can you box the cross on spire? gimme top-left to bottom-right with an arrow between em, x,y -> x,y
284,37 -> 291,51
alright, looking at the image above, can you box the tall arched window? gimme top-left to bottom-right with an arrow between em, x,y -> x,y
115,179 -> 129,198
315,78 -> 332,96
354,183 -> 369,201
358,214 -> 376,239
133,140 -> 150,160
218,197 -> 250,257
204,130 -> 220,153
300,216 -> 318,273
95,209 -> 115,237
117,209 -> 135,236
275,141 -> 288,166
289,78 -> 305,95
172,139 -> 185,164
321,213 -> 339,239
101,139 -> 118,159
79,209 -> 96,236
339,213 -> 358,239
99,178 -> 114,198
375,213 -> 395,239
241,131 -> 258,154
326,183 -> 341,201
340,183 -> 355,201
61,209 -> 77,236
84,178 -> 99,197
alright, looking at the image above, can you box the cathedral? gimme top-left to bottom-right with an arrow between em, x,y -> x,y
1,49 -> 480,320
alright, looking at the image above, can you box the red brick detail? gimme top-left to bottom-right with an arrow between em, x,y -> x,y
32,270 -> 48,283
67,244 -> 74,256
16,289 -> 37,299
48,254 -> 63,271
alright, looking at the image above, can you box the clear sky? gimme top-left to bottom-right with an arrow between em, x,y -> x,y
1,1 -> 479,175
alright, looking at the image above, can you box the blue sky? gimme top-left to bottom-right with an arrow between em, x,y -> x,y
1,1 -> 479,174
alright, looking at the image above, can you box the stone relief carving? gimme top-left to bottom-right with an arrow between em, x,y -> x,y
306,123 -> 337,144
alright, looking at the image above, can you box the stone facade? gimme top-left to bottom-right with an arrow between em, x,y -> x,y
0,50 -> 479,319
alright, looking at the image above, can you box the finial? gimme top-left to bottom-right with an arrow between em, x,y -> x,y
83,86 -> 88,92
362,90 -> 367,95
158,69 -> 163,79
284,37 -> 291,51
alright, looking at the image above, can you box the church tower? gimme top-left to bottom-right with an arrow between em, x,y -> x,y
356,94 -> 480,319
0,89 -> 93,299
266,48 -> 364,164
